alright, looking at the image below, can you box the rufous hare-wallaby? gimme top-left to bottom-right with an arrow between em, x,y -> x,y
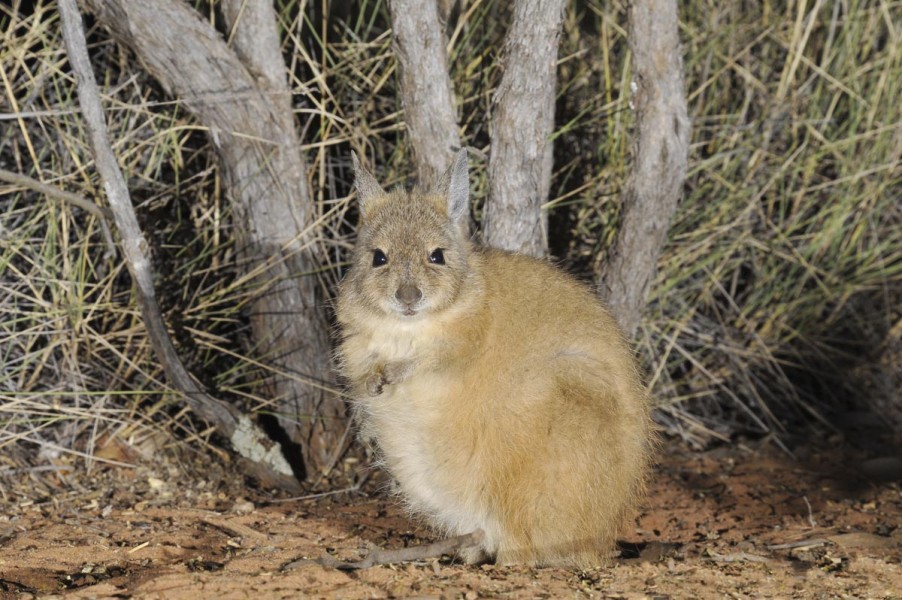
336,149 -> 653,568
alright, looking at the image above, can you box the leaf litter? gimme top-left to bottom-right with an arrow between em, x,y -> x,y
0,435 -> 899,599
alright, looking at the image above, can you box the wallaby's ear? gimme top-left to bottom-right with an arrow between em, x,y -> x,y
351,151 -> 385,217
433,148 -> 469,224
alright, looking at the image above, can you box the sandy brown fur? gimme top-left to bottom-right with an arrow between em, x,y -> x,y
336,151 -> 654,568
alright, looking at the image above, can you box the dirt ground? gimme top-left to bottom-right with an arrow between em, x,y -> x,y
1,431 -> 900,599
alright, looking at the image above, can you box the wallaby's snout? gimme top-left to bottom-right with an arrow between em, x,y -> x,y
395,283 -> 423,310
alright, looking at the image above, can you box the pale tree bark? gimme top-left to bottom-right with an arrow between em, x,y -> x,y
483,0 -> 566,258
598,0 -> 691,338
388,0 -> 461,187
81,0 -> 344,479
58,0 -> 301,492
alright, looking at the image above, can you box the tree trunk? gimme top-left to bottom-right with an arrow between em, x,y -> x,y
388,0 -> 461,187
483,0 -> 566,258
59,0 -> 301,492
598,0 -> 690,338
82,0 -> 344,479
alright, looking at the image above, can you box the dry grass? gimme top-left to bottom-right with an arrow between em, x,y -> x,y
0,0 -> 899,479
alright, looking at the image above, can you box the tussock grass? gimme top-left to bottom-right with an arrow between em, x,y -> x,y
0,0 -> 899,480
555,0 -> 901,444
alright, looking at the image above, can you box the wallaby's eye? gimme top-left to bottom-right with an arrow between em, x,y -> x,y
372,249 -> 388,267
429,249 -> 445,265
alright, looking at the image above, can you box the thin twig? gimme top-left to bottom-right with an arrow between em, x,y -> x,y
284,530 -> 485,571
803,495 -> 818,527
0,167 -> 116,259
269,483 -> 363,503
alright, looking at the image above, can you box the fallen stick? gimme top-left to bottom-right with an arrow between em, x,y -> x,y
767,538 -> 829,551
703,549 -> 772,564
285,530 -> 485,571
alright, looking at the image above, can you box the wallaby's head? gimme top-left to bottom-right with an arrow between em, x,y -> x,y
347,149 -> 473,319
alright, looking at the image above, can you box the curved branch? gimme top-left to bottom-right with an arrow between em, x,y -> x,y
598,0 -> 691,337
483,0 -> 566,257
388,0 -> 461,187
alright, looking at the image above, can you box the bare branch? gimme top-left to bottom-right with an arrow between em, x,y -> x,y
597,0 -> 691,337
388,0 -> 461,188
483,0 -> 566,258
58,0 -> 301,493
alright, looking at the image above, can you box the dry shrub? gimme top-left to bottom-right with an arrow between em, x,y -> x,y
0,0 -> 899,481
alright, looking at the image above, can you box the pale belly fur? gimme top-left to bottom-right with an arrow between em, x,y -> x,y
364,373 -> 501,553
356,322 -> 502,553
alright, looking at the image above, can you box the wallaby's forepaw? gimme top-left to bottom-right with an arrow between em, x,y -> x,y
365,361 -> 411,396
365,370 -> 386,396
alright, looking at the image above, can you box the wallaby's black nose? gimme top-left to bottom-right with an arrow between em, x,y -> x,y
395,284 -> 423,306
